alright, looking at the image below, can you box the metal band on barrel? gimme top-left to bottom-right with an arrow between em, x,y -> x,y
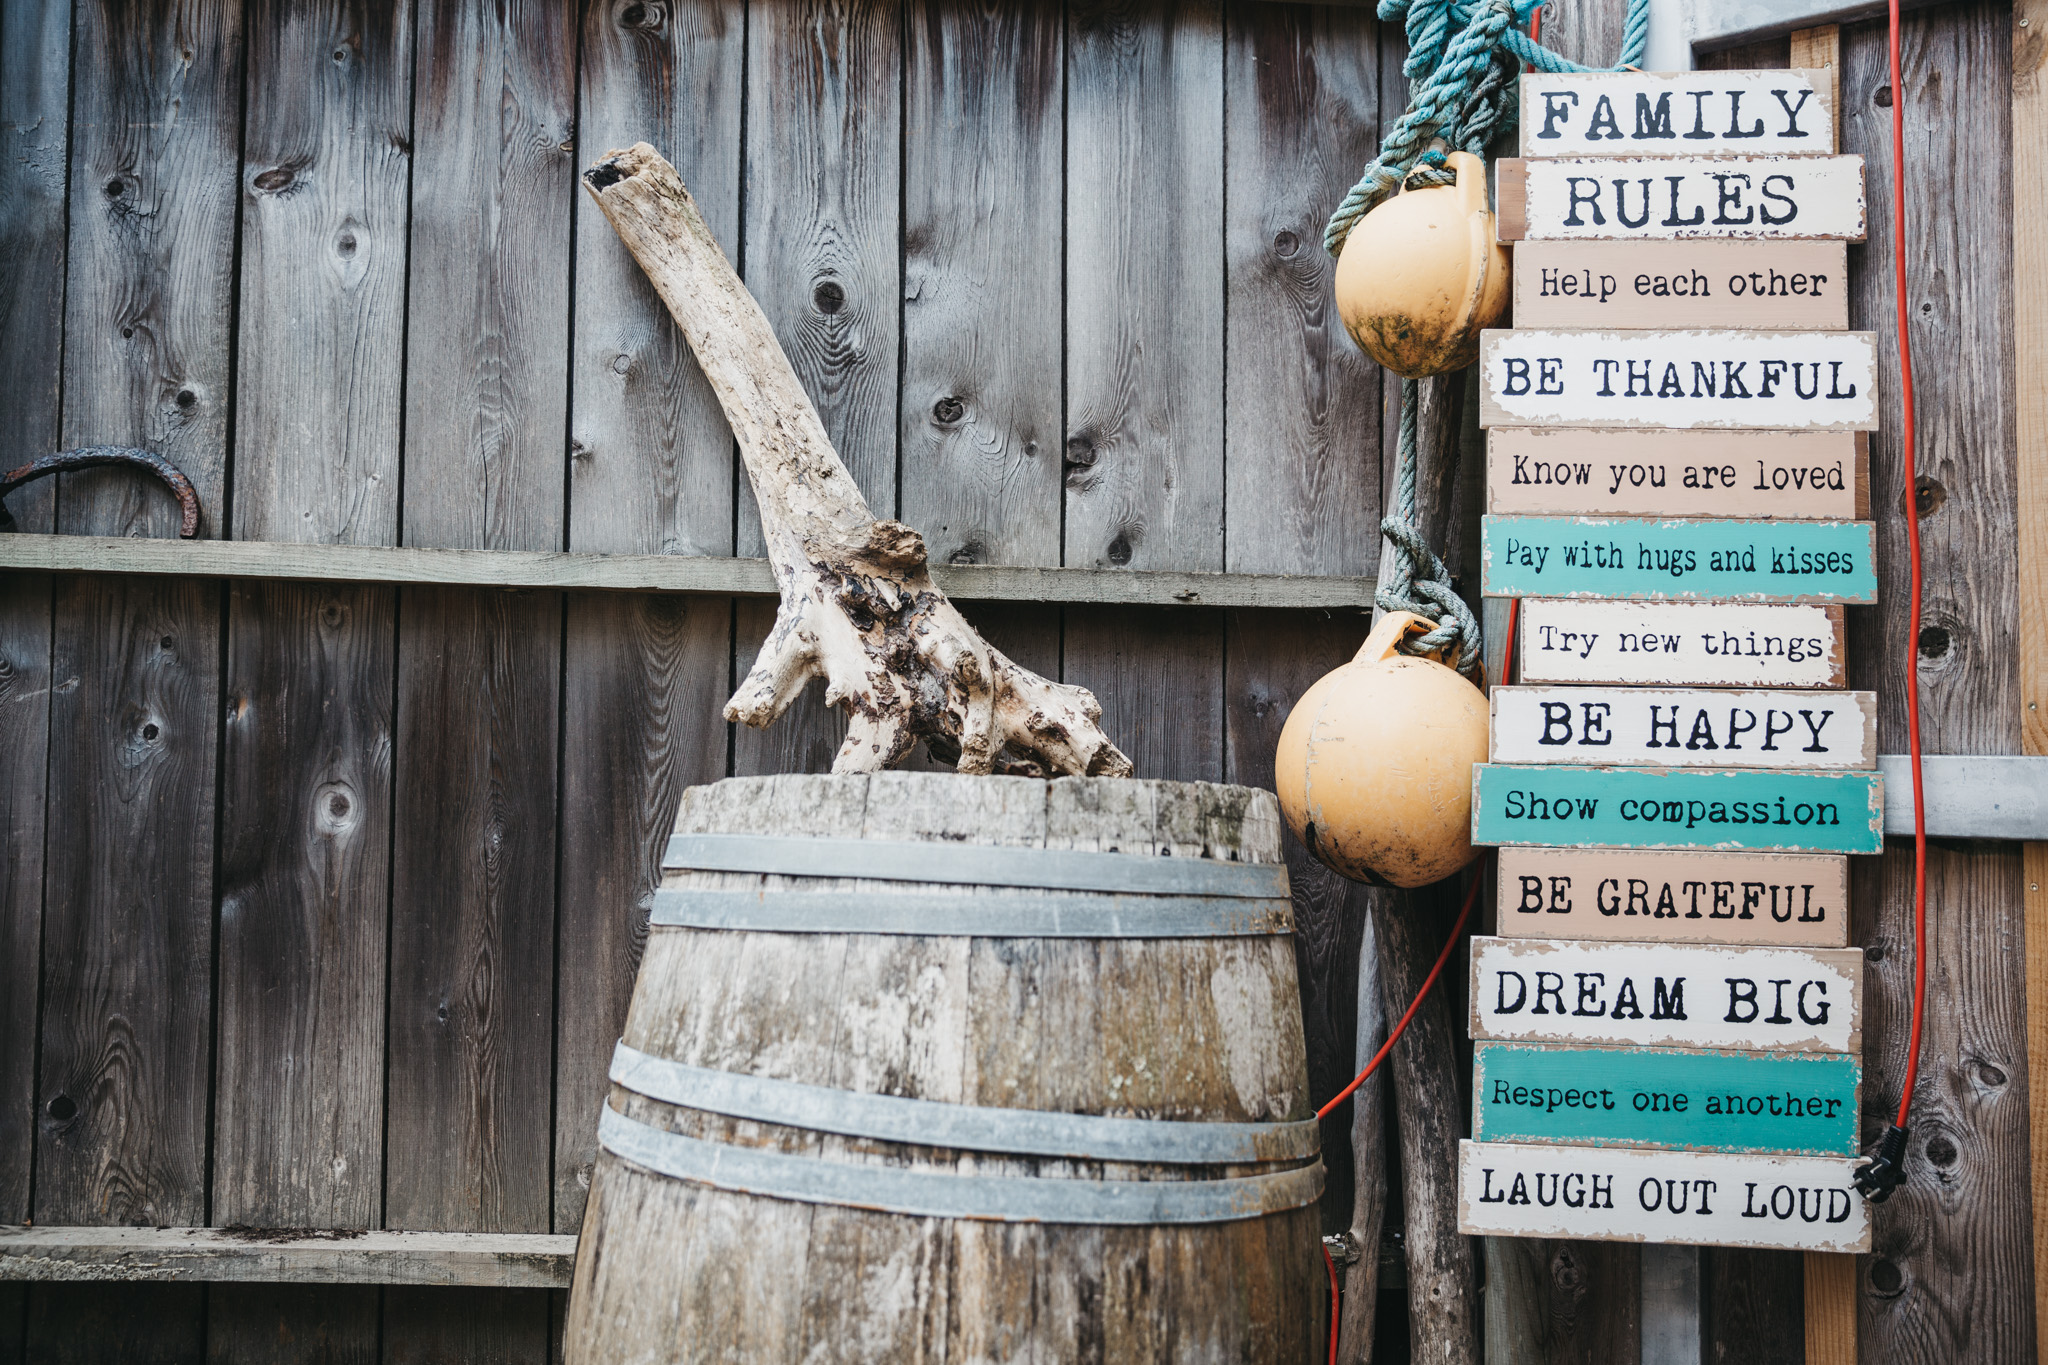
610,1042 -> 1320,1165
596,1107 -> 1324,1225
649,889 -> 1293,938
662,833 -> 1289,899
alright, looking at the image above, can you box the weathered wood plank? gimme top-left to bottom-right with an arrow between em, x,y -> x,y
1483,515 -> 1877,604
402,0 -> 575,552
0,532 -> 1380,607
1495,156 -> 1868,243
1224,0 -> 1383,577
1065,0 -> 1225,572
1063,607 -> 1224,781
1511,241 -> 1849,331
552,592 -> 728,1231
1487,429 -> 1867,520
901,0 -> 1062,568
1516,599 -> 1848,688
203,1286 -> 380,1365
1702,1246 -> 1806,1364
215,582 -> 393,1228
571,0 -> 742,559
59,0 -> 241,540
234,0 -> 411,545
0,0 -> 70,535
1472,765 -> 1885,854
385,586 -> 559,1235
0,572 -> 49,1226
38,575 -> 220,1223
1496,848 -> 1851,947
1490,686 -> 1877,768
0,1227 -> 575,1287
1518,71 -> 1837,157
384,1287 -> 551,1365
21,1283 -> 205,1364
1841,5 -> 2032,1358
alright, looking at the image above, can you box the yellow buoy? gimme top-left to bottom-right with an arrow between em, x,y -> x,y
1274,611 -> 1488,889
1333,151 -> 1509,379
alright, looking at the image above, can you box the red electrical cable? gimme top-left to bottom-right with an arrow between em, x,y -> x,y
1887,0 -> 1931,1134
1322,1242 -> 1341,1365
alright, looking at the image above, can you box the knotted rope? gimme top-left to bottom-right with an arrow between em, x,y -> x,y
1335,0 -> 1650,675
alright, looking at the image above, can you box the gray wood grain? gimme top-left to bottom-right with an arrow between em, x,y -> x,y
216,581 -> 394,1228
0,572 -> 51,1224
570,0 -> 743,559
402,0 -> 575,552
737,0 -> 901,559
1064,0 -> 1225,572
1063,607 -> 1224,781
234,0 -> 411,545
552,592 -> 729,1231
58,0 -> 241,540
386,586 -> 559,1236
38,575 -> 219,1225
900,0 -> 1063,568
0,1226 -> 574,1287
1224,0 -> 1383,576
0,0 -> 70,533
1842,5 -> 2033,1360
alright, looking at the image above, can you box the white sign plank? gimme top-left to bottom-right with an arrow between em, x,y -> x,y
1497,157 -> 1866,241
1490,687 -> 1876,768
1496,848 -> 1851,947
1488,429 -> 1867,520
1520,71 -> 1836,158
1480,330 -> 1879,431
1512,241 -> 1849,330
1458,1141 -> 1871,1252
1516,599 -> 1846,687
1468,936 -> 1862,1052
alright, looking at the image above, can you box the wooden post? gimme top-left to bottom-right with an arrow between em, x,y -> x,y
2015,4 -> 2048,1364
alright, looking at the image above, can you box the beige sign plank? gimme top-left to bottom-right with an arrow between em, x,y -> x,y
1468,936 -> 1863,1053
1457,1141 -> 1872,1253
1490,686 -> 1877,768
1512,241 -> 1849,330
1495,848 -> 1851,947
1516,599 -> 1847,688
1520,71 -> 1837,159
1488,429 -> 1868,520
1497,157 -> 1866,242
1481,330 -> 1879,431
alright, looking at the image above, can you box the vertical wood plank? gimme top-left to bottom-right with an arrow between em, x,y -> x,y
570,0 -> 743,560
25,1283 -> 206,1364
60,0 -> 241,540
738,0 -> 900,556
384,1287 -> 550,1365
234,0 -> 411,546
0,0 -> 68,1220
1641,1244 -> 1702,1365
38,576 -> 220,1226
1223,0 -> 1382,577
1842,5 -> 2032,1361
402,0 -> 575,552
386,585 -> 559,1237
204,1285 -> 380,1365
2014,1 -> 2048,1363
1064,0 -> 1224,573
1703,1247 -> 1804,1365
1804,1252 -> 1859,1365
1062,607 -> 1223,782
900,0 -> 1063,568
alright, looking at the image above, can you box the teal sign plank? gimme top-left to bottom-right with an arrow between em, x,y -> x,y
1473,1043 -> 1861,1156
1471,765 -> 1884,853
1481,516 -> 1877,603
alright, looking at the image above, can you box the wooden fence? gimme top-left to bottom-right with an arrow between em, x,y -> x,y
0,0 -> 2032,1360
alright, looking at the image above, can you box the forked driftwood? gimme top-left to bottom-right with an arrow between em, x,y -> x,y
583,143 -> 1131,777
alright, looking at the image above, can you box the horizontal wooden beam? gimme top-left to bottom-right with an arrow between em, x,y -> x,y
0,534 -> 1375,611
0,1226 -> 575,1289
1644,0 -> 1949,68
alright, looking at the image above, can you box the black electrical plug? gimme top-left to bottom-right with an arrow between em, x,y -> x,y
1853,1124 -> 1910,1202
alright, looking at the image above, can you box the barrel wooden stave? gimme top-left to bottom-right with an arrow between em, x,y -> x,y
566,773 -> 1321,1363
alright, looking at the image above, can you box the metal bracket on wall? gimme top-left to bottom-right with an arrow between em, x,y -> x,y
1879,755 -> 2048,840
1642,0 -> 1948,68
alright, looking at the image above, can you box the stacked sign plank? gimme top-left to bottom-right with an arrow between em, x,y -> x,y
1458,69 -> 1876,1254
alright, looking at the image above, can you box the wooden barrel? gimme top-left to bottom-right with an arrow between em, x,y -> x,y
564,772 -> 1324,1362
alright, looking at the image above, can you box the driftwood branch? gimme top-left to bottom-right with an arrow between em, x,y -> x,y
582,143 -> 1131,778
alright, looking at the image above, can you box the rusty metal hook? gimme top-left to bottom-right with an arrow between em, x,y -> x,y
0,446 -> 202,538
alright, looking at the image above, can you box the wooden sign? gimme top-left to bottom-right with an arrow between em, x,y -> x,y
1488,429 -> 1867,520
1457,1140 -> 1871,1252
1511,241 -> 1849,330
1496,848 -> 1851,948
1520,71 -> 1837,159
1480,330 -> 1879,431
1468,937 -> 1863,1052
1471,764 -> 1884,853
1515,600 -> 1847,688
1496,157 -> 1867,242
1472,1043 -> 1860,1155
1490,687 -> 1877,768
1481,517 -> 1877,604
